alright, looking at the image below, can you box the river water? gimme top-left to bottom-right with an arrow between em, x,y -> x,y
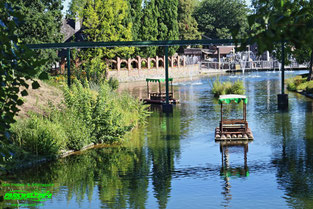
2,71 -> 313,209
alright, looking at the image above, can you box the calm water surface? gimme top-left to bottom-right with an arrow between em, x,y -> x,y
2,71 -> 313,209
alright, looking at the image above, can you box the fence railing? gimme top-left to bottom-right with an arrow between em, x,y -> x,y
201,60 -> 308,71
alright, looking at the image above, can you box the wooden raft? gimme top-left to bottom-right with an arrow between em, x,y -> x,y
215,94 -> 254,141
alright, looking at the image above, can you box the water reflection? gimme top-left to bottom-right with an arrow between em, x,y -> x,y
218,141 -> 250,208
2,71 -> 313,209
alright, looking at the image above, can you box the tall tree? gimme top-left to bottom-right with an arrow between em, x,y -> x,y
0,1 -> 43,139
128,0 -> 143,41
194,0 -> 249,39
178,0 -> 201,40
14,0 -> 63,70
139,0 -> 159,57
240,0 -> 313,81
155,0 -> 179,55
75,0 -> 134,78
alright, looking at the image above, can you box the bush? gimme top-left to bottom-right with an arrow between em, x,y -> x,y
10,79 -> 150,158
296,82 -> 308,91
212,79 -> 225,97
10,114 -> 67,156
306,81 -> 313,93
230,80 -> 245,95
108,77 -> 119,90
51,109 -> 92,150
286,78 -> 297,91
211,78 -> 245,97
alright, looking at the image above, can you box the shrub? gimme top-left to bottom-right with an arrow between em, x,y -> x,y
212,78 -> 225,97
108,77 -> 119,90
10,114 -> 67,156
50,109 -> 92,150
286,78 -> 297,91
306,81 -> 313,93
211,78 -> 245,97
296,82 -> 308,91
10,79 -> 150,158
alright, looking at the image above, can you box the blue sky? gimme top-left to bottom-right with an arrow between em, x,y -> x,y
62,0 -> 252,16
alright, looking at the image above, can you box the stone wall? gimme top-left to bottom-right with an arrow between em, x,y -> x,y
107,64 -> 200,82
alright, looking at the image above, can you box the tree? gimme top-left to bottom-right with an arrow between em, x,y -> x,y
139,0 -> 159,57
0,1 -> 44,139
194,0 -> 249,39
239,0 -> 313,80
74,0 -> 134,80
14,0 -> 63,70
155,0 -> 180,55
178,0 -> 201,40
128,0 -> 143,42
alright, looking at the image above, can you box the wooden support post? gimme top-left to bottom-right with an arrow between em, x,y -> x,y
147,81 -> 150,99
159,80 -> 161,95
243,102 -> 246,121
162,46 -> 173,113
171,80 -> 173,98
218,48 -> 220,70
165,46 -> 169,105
220,103 -> 223,134
67,48 -> 71,87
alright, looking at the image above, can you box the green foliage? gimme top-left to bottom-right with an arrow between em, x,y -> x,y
13,0 -> 63,70
10,80 -> 150,157
128,0 -> 143,42
238,0 -> 313,80
296,83 -> 308,91
212,79 -> 225,97
0,1 -> 45,139
230,80 -> 246,95
195,0 -> 249,39
178,0 -> 201,40
10,114 -> 67,156
211,77 -> 245,97
155,0 -> 180,55
108,77 -> 119,90
50,109 -> 92,151
306,81 -> 313,93
139,0 -> 159,57
286,76 -> 307,91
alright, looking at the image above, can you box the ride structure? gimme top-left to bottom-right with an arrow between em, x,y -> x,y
215,94 -> 254,141
143,78 -> 179,104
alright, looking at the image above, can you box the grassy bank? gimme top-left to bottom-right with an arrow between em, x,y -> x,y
211,77 -> 245,97
286,75 -> 313,93
3,79 -> 149,172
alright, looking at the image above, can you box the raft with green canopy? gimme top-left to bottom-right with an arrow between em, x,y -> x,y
218,94 -> 248,104
143,77 -> 179,104
215,94 -> 253,141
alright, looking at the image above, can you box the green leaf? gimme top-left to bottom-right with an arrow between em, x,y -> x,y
16,99 -> 24,106
38,71 -> 49,80
21,89 -> 28,96
32,81 -> 40,89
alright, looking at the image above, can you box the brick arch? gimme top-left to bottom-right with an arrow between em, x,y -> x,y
129,58 -> 138,70
148,58 -> 157,69
157,56 -> 164,68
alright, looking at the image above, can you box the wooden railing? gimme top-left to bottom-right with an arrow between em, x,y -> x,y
201,60 -> 308,71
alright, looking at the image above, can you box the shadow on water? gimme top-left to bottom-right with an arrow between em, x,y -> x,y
2,71 -> 313,208
218,141 -> 250,208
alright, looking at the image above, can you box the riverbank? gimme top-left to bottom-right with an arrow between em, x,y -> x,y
2,79 -> 149,175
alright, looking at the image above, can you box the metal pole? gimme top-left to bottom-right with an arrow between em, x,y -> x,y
165,46 -> 169,105
281,40 -> 285,94
67,48 -> 71,87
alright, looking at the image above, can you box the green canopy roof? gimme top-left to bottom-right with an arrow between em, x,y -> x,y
146,78 -> 173,82
218,94 -> 248,104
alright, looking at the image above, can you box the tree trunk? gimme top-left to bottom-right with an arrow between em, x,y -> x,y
308,51 -> 313,81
